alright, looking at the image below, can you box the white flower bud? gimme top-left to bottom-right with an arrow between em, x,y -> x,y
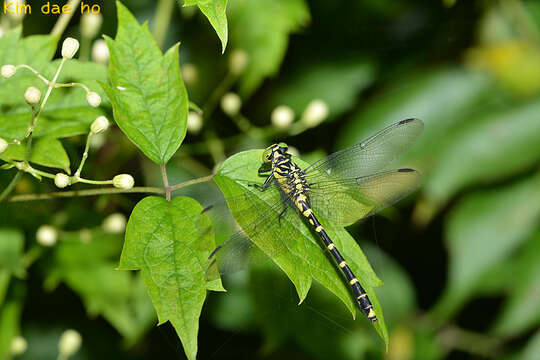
182,63 -> 198,85
58,329 -> 82,358
113,174 -> 134,189
0,137 -> 8,154
90,116 -> 109,134
102,213 -> 127,234
36,225 -> 58,247
1,64 -> 17,78
271,105 -> 295,129
187,112 -> 203,134
229,49 -> 249,75
80,13 -> 103,39
89,133 -> 106,149
62,37 -> 80,59
220,92 -> 242,117
24,86 -> 42,106
10,336 -> 27,356
54,173 -> 71,188
91,39 -> 109,64
301,99 -> 329,128
86,92 -> 101,107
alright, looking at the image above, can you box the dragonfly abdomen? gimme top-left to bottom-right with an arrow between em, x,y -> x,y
296,198 -> 377,323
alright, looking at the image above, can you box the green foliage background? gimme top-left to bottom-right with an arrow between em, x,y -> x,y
1,0 -> 540,359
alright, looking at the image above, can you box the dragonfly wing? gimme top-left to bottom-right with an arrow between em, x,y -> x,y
304,118 -> 423,182
206,180 -> 301,277
308,169 -> 421,227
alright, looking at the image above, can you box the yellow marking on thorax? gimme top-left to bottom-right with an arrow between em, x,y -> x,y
302,208 -> 312,217
349,278 -> 358,285
357,293 -> 367,299
367,308 -> 376,319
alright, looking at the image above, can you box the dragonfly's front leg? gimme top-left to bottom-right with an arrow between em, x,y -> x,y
250,165 -> 273,191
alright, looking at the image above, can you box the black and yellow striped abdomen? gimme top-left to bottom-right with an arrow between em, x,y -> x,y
264,146 -> 377,322
295,197 -> 377,322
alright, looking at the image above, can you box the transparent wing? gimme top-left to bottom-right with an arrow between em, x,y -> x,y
304,118 -> 424,182
308,169 -> 421,227
205,179 -> 302,278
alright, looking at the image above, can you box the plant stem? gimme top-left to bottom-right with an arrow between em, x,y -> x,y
0,172 -> 22,202
169,174 -> 215,191
75,133 -> 92,177
161,163 -> 171,201
7,187 -> 166,202
152,0 -> 175,48
50,0 -> 82,37
202,72 -> 237,119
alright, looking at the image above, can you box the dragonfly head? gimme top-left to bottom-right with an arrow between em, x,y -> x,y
262,142 -> 289,163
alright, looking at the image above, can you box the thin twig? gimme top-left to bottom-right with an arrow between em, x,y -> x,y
169,174 -> 215,191
6,187 -> 166,202
51,0 -> 82,37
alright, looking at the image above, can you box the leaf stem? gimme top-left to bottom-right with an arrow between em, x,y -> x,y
50,0 -> 82,37
161,163 -> 171,201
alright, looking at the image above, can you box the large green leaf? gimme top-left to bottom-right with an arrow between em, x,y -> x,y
229,0 -> 310,95
424,99 -> 540,204
266,59 -> 375,120
433,173 -> 540,322
119,196 -> 221,360
46,233 -> 155,345
185,0 -> 228,52
0,137 -> 70,172
101,2 -> 189,165
214,150 -> 388,345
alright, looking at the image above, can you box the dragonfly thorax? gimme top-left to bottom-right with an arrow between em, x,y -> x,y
270,152 -> 311,202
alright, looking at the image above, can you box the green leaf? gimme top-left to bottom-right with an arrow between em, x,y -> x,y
214,150 -> 388,346
514,329 -> 540,360
337,68 -> 494,172
0,298 -> 23,360
0,228 -> 25,306
425,99 -> 540,204
0,137 -> 70,172
119,196 -> 221,360
229,0 -> 310,95
185,0 -> 228,53
267,59 -> 375,120
101,2 -> 189,164
492,232 -> 540,336
433,173 -> 540,322
47,232 -> 155,344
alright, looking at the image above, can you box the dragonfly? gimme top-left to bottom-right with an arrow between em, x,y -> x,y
207,118 -> 424,322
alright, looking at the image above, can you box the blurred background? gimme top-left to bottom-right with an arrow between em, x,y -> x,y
1,0 -> 540,359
